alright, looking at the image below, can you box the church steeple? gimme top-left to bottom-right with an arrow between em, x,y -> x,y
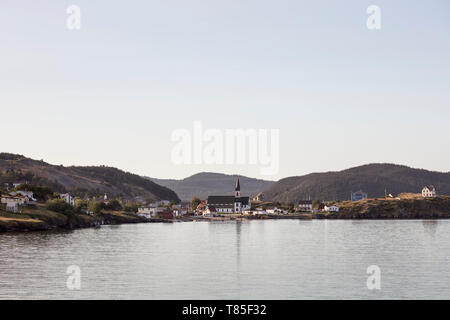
235,177 -> 240,198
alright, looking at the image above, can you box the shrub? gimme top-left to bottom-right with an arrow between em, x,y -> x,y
88,200 -> 104,215
105,199 -> 122,211
46,199 -> 75,215
123,202 -> 139,213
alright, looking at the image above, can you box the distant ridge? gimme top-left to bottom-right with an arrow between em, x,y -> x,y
264,163 -> 450,203
0,153 -> 180,202
147,172 -> 274,201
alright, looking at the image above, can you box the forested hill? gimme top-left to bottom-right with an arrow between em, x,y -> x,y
264,163 -> 450,203
0,153 -> 180,202
148,172 -> 274,201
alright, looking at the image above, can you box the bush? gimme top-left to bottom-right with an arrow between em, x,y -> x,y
191,197 -> 201,211
123,202 -> 139,213
46,199 -> 75,215
88,200 -> 104,215
105,199 -> 122,211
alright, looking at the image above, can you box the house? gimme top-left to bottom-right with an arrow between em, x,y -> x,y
1,194 -> 29,206
172,201 -> 190,216
156,210 -> 174,220
137,204 -> 159,218
203,206 -> 217,217
11,191 -> 34,199
297,200 -> 313,212
196,202 -> 207,215
157,200 -> 171,206
324,205 -> 339,212
254,208 -> 268,215
60,193 -> 75,206
1,194 -> 30,213
351,190 -> 368,201
266,207 -> 280,214
252,192 -> 264,202
422,185 -> 436,198
207,177 -> 251,214
6,202 -> 19,213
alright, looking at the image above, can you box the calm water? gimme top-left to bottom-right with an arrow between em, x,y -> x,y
1,219 -> 450,299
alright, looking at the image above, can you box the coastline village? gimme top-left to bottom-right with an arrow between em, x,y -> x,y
1,177 -> 439,221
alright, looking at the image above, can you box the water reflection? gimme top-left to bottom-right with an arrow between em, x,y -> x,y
422,220 -> 438,236
1,220 -> 450,299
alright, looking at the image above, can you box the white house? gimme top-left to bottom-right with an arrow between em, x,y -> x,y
60,193 -> 75,206
266,207 -> 281,214
324,205 -> 339,212
10,191 -> 36,201
137,205 -> 158,219
254,208 -> 268,215
1,195 -> 30,213
297,200 -> 313,212
202,206 -> 217,217
421,185 -> 436,198
172,202 -> 190,217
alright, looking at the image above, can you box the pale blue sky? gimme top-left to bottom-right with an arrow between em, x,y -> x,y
1,0 -> 449,180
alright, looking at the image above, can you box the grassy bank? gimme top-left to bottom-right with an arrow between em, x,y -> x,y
313,196 -> 450,219
0,204 -> 148,232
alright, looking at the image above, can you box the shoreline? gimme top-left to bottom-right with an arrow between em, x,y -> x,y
2,211 -> 450,234
1,196 -> 450,233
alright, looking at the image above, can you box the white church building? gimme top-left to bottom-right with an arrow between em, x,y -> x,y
207,177 -> 251,214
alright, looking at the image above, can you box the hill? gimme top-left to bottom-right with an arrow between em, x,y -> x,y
0,153 -> 180,203
264,163 -> 450,203
147,172 -> 274,201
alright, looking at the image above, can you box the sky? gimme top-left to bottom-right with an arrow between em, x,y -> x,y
1,0 -> 449,180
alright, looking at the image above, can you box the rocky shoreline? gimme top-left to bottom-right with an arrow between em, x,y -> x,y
1,197 -> 450,233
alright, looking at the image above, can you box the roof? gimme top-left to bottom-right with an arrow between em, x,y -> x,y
235,177 -> 240,191
238,197 -> 249,205
1,194 -> 28,199
197,203 -> 207,210
423,185 -> 435,191
297,200 -> 312,205
208,196 -> 235,205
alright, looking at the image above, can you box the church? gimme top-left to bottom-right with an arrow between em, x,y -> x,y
207,177 -> 251,214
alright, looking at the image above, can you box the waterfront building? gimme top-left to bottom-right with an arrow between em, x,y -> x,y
324,205 -> 339,212
297,200 -> 313,212
1,194 -> 30,212
60,193 -> 75,206
137,205 -> 158,218
207,177 -> 251,214
422,185 -> 436,198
